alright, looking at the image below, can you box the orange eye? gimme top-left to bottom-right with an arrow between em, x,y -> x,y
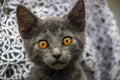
63,37 -> 72,46
38,40 -> 48,49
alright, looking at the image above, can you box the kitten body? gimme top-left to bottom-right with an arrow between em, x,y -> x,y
16,0 -> 87,80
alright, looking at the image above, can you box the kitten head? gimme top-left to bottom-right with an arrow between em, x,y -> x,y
16,0 -> 85,70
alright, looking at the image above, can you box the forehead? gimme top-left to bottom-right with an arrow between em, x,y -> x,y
34,18 -> 74,41
42,18 -> 67,36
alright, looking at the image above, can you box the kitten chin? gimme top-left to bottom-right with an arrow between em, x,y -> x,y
46,60 -> 69,70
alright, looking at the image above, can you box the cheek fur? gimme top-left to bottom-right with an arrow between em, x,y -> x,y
43,52 -> 56,65
60,50 -> 71,62
29,44 -> 49,65
68,39 -> 82,61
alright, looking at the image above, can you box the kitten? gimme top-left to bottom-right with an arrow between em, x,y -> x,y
16,0 -> 87,80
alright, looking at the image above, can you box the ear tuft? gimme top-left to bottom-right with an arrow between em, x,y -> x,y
67,0 -> 85,32
16,5 -> 39,39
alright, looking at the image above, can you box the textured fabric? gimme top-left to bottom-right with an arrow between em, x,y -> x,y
0,0 -> 120,80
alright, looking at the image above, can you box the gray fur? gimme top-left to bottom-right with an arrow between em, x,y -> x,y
16,0 -> 87,80
25,18 -> 86,80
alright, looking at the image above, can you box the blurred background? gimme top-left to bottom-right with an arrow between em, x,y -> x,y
108,0 -> 120,31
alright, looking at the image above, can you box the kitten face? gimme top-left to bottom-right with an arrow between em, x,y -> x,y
16,0 -> 85,70
28,18 -> 85,70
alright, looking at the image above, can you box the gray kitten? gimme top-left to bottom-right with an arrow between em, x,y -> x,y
16,0 -> 87,80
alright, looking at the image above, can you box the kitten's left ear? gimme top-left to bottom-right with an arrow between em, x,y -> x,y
67,0 -> 85,31
16,5 -> 39,39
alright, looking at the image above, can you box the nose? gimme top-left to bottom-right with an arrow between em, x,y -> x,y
52,48 -> 61,60
53,54 -> 62,60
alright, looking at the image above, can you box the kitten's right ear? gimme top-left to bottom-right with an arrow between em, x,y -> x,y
67,0 -> 85,32
16,5 -> 39,39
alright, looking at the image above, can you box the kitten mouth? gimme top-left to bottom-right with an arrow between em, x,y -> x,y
52,61 -> 65,66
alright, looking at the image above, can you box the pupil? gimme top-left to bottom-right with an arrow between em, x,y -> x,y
66,39 -> 68,43
42,42 -> 44,46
